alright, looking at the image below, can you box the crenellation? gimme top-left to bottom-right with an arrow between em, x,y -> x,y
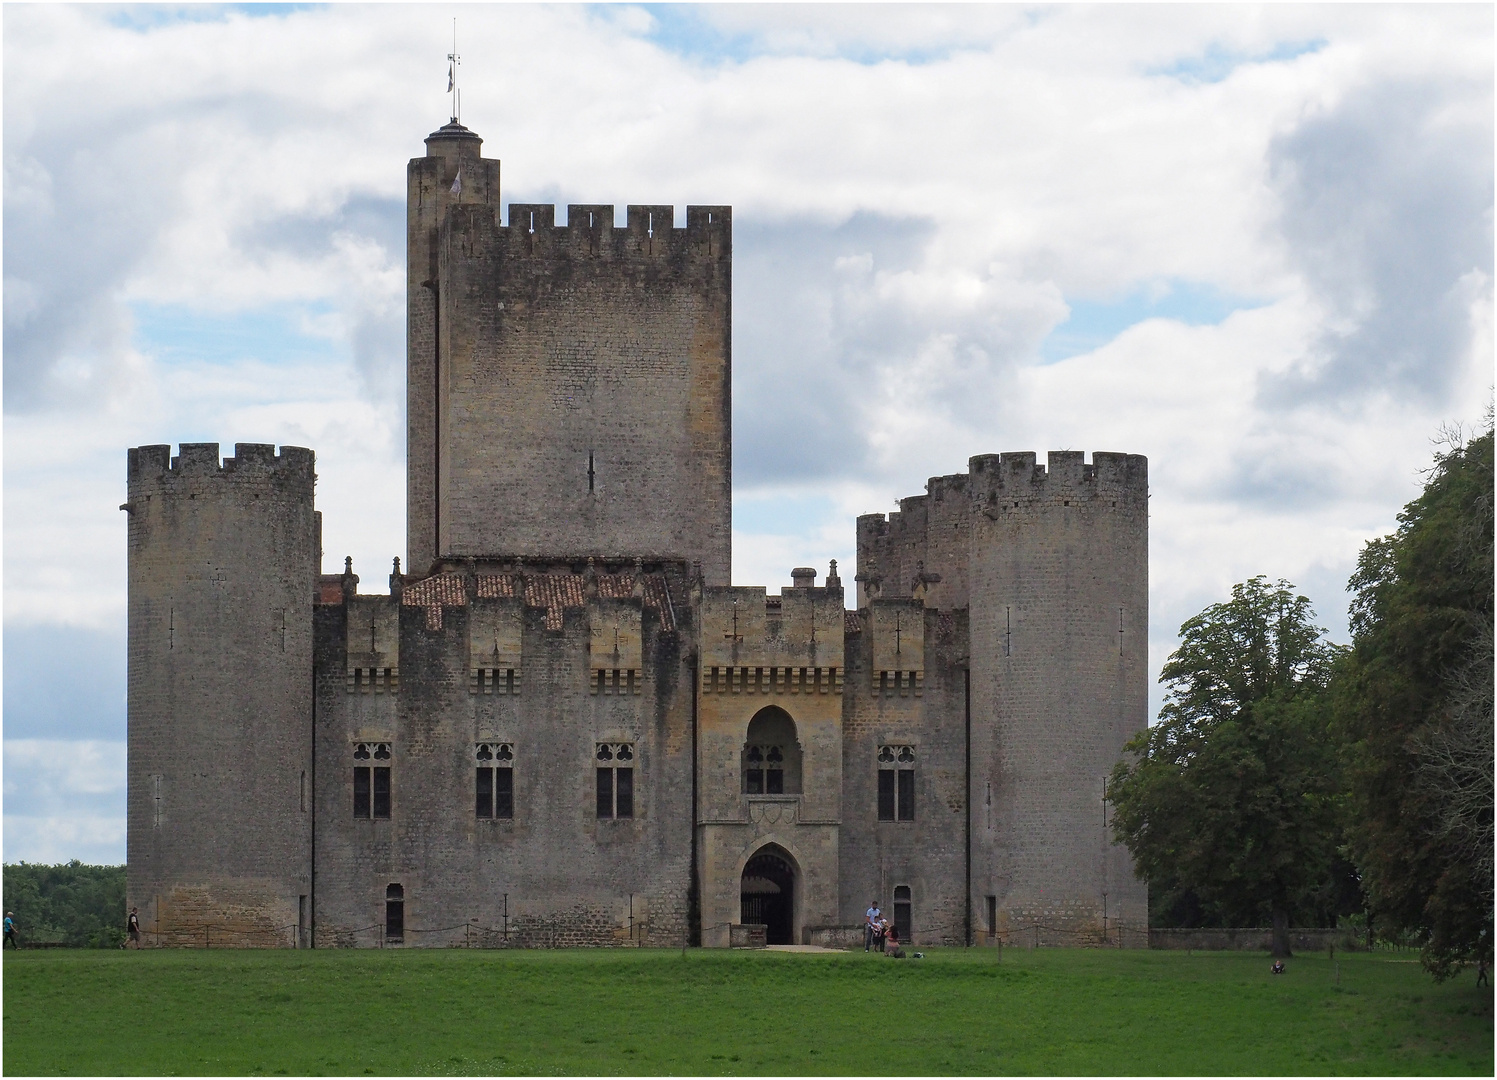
131,114 -> 1147,953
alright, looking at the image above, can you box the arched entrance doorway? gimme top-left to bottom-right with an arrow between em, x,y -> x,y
740,847 -> 795,945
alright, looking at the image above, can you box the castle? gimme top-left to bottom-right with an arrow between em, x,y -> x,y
125,119 -> 1149,948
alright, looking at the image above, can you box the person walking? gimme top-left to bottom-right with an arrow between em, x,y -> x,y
3,912 -> 17,949
126,907 -> 142,949
864,900 -> 881,952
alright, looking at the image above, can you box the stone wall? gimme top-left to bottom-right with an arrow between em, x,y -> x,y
406,122 -> 732,583
311,562 -> 695,947
1149,927 -> 1367,951
838,606 -> 970,946
125,442 -> 318,945
966,450 -> 1150,943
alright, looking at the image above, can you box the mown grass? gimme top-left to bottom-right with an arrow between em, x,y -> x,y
3,945 -> 1491,1075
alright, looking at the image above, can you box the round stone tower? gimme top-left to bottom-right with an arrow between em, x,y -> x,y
125,442 -> 318,945
966,450 -> 1150,944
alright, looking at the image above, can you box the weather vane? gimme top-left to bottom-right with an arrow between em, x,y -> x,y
447,18 -> 461,124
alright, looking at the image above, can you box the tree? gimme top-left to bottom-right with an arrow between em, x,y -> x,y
1108,577 -> 1349,957
1,861 -> 127,947
1335,424 -> 1493,980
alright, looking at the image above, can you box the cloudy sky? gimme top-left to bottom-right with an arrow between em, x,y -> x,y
4,3 -> 1491,864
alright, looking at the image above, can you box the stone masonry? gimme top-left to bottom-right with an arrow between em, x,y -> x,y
125,117 -> 1148,948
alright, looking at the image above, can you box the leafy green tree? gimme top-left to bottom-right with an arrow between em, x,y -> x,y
1,861 -> 127,947
1108,577 -> 1349,957
1336,424 -> 1493,980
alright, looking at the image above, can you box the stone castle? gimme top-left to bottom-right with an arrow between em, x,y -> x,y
125,119 -> 1149,948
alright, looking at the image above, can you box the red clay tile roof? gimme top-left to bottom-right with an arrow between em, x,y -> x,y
401,571 -> 675,633
317,576 -> 345,605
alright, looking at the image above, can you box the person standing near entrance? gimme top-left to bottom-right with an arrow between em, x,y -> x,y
864,900 -> 881,952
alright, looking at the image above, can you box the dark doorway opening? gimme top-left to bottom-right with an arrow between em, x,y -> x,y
385,883 -> 404,942
893,884 -> 912,942
740,849 -> 795,945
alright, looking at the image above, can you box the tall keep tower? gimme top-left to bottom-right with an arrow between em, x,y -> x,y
406,123 -> 733,582
125,443 -> 319,944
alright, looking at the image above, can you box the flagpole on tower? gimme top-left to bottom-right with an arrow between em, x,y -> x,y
447,17 -> 461,124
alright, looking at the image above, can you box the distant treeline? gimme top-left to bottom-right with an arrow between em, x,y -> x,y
2,862 -> 126,947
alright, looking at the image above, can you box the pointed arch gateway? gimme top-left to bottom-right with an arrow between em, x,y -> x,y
740,844 -> 797,945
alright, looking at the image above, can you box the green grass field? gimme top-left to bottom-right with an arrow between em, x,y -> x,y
3,945 -> 1491,1076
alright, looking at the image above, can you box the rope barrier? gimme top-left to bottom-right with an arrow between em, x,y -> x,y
130,914 -> 1171,950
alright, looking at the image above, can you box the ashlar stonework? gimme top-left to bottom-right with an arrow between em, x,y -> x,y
126,119 -> 1148,949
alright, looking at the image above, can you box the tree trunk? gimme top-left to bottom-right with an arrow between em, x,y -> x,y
1271,908 -> 1292,958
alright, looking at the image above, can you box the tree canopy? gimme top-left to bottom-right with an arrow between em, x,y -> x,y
1335,425 -> 1493,979
1108,577 -> 1351,956
1,861 -> 127,948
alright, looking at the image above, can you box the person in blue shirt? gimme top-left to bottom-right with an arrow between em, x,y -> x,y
4,912 -> 17,949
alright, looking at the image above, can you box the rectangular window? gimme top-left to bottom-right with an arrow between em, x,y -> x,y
494,767 -> 514,818
897,768 -> 915,821
476,767 -> 493,818
353,743 -> 392,819
765,767 -> 784,794
615,767 -> 633,818
986,895 -> 997,941
597,767 -> 614,818
746,767 -> 764,794
354,767 -> 371,817
878,770 -> 896,821
372,767 -> 391,819
596,743 -> 635,820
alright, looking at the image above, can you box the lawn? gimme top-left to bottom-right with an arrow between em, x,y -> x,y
3,945 -> 1491,1075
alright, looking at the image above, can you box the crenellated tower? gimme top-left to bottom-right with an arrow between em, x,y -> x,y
854,450 -> 1149,944
125,442 -> 319,945
406,123 -> 732,583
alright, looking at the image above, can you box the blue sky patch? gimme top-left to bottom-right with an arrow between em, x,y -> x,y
734,491 -> 841,537
130,301 -> 344,369
1040,281 -> 1260,363
1154,39 -> 1326,84
618,3 -> 959,67
107,4 -> 321,32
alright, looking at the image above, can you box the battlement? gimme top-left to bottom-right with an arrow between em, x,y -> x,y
127,442 -> 315,484
494,203 -> 731,260
967,450 -> 1147,496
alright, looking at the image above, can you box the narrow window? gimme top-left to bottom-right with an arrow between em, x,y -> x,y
745,745 -> 763,794
615,767 -> 634,819
372,767 -> 391,819
986,895 -> 997,942
353,767 -> 371,817
596,767 -> 614,818
595,743 -> 635,819
494,767 -> 514,819
476,766 -> 494,818
765,745 -> 784,794
894,885 -> 912,942
897,769 -> 915,821
300,770 -> 307,813
878,770 -> 896,821
385,883 -> 404,942
878,745 -> 916,822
